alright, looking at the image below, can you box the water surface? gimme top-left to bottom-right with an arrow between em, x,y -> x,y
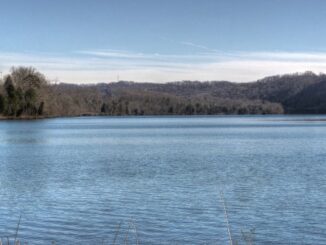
0,116 -> 325,244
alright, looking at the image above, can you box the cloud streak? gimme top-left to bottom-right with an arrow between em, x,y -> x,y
179,41 -> 217,52
1,50 -> 326,83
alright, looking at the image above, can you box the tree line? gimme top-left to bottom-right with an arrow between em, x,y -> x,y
99,92 -> 283,115
2,67 -> 326,118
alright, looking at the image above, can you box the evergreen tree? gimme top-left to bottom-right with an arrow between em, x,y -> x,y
0,94 -> 5,114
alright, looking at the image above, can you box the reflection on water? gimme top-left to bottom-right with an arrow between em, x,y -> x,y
0,116 -> 326,244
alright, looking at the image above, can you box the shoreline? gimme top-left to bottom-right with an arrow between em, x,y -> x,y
1,113 -> 326,121
0,113 -> 102,121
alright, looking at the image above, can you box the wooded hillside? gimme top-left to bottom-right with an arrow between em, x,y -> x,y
1,67 -> 326,118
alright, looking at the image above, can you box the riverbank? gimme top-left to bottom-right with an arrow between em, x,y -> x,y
0,115 -> 46,120
0,113 -> 102,120
2,113 -> 326,121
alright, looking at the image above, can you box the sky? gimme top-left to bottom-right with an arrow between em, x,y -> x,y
1,0 -> 326,83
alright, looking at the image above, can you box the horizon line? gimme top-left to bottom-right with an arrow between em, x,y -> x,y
2,50 -> 326,83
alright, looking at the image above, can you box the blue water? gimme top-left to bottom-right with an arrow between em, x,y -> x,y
0,116 -> 326,244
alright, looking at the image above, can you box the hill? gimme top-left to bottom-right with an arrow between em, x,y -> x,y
1,67 -> 326,118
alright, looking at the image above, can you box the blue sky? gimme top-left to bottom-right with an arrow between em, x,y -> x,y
1,0 -> 326,83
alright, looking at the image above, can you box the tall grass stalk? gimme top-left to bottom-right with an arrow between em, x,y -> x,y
112,221 -> 122,245
14,215 -> 21,245
219,190 -> 233,245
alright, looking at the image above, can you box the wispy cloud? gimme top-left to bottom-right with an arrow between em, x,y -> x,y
77,49 -> 148,59
1,50 -> 326,83
76,49 -> 222,62
179,41 -> 215,51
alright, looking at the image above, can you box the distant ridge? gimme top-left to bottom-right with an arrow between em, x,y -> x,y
1,68 -> 326,118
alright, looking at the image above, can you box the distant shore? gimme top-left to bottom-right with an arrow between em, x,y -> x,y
0,115 -> 46,120
0,113 -> 102,121
1,113 -> 326,122
4,67 -> 326,118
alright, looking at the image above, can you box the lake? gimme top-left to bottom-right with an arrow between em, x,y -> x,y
0,116 -> 325,244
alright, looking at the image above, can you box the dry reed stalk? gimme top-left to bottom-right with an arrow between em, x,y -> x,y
124,221 -> 132,245
130,220 -> 139,245
219,190 -> 233,245
113,221 -> 122,245
14,215 -> 22,244
241,229 -> 254,245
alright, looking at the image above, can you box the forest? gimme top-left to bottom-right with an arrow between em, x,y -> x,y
1,67 -> 326,118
